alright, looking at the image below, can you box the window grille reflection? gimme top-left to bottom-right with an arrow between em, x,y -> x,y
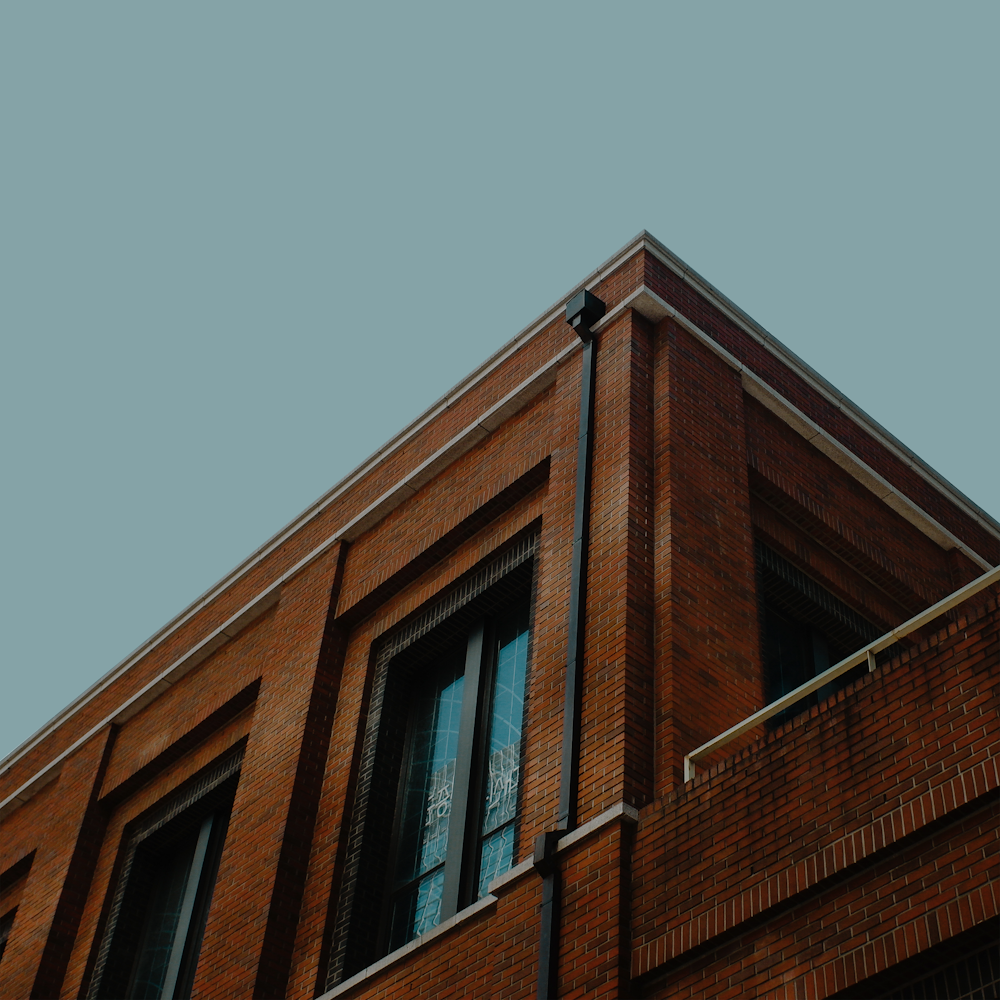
389,664 -> 464,948
477,610 -> 528,896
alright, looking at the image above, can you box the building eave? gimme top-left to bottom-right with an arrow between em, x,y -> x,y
2,230 -> 995,781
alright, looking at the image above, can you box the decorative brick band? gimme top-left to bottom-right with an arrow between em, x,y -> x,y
633,754 -> 999,979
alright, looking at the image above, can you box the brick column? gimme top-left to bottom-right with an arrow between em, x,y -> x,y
193,542 -> 348,1000
557,817 -> 636,999
578,309 -> 656,821
0,726 -> 115,998
653,318 -> 761,795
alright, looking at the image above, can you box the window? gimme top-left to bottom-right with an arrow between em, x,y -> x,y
328,533 -> 536,987
0,852 -> 33,968
87,749 -> 240,1000
119,811 -> 227,999
756,541 -> 882,725
386,605 -> 530,951
0,909 -> 15,965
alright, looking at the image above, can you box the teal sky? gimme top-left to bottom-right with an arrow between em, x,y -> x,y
2,3 -> 997,760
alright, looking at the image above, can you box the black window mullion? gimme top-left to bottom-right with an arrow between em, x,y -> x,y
439,621 -> 486,921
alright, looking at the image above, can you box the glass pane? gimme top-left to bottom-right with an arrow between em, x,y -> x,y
391,658 -> 464,944
482,612 -> 528,836
477,607 -> 529,894
129,837 -> 198,999
478,822 -> 515,898
388,866 -> 446,951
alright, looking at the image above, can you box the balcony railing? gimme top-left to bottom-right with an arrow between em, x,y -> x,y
683,563 -> 1000,782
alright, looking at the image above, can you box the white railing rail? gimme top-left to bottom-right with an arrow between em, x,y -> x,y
683,563 -> 1000,782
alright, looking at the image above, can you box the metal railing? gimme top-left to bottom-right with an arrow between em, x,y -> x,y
683,563 -> 1000,782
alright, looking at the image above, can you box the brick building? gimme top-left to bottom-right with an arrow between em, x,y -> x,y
1,231 -> 997,999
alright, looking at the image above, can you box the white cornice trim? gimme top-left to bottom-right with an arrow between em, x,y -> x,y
0,586 -> 280,820
0,349 -> 576,794
634,233 -> 1000,541
4,232 -> 995,798
615,285 -> 995,572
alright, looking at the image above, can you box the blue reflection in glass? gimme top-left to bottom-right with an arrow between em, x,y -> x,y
390,661 -> 464,948
478,608 -> 528,895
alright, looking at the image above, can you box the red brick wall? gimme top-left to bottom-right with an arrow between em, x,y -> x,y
632,591 -> 999,998
1,241 -> 995,999
63,708 -> 254,998
641,248 -> 999,567
0,729 -> 113,998
653,317 -> 762,796
746,399 -> 968,615
193,551 -> 340,1000
578,309 -> 655,821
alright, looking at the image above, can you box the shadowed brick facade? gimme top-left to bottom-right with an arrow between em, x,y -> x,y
1,232 -> 997,999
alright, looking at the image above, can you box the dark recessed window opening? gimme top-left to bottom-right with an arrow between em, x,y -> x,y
124,811 -> 227,998
328,534 -> 536,987
87,749 -> 241,1000
827,919 -> 1000,999
385,605 -> 530,952
0,909 -> 16,965
756,541 -> 882,726
0,852 -> 34,968
881,941 -> 1000,1000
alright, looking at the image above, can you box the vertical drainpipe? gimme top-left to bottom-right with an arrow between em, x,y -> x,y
535,289 -> 606,1000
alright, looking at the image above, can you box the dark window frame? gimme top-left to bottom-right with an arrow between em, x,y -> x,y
380,604 -> 530,952
326,530 -> 537,988
0,851 -> 34,968
85,745 -> 243,1000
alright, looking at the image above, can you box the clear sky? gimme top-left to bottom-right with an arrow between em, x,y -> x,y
2,3 -> 997,761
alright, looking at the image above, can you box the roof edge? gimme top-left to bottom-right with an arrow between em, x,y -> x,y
3,229 -> 994,775
635,231 -> 999,537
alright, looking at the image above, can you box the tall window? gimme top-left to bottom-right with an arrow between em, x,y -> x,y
387,604 -> 530,951
87,750 -> 240,1000
328,534 -> 537,988
120,811 -> 227,999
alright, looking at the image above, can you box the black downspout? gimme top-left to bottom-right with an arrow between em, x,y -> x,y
535,289 -> 605,1000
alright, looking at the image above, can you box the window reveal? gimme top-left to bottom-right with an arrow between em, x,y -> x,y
327,534 -> 537,988
86,749 -> 240,1000
125,812 -> 222,999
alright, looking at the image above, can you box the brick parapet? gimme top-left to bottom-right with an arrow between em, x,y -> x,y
632,592 -> 999,988
643,800 -> 997,1000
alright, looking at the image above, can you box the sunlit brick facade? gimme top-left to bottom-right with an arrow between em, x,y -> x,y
2,233 -> 997,999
